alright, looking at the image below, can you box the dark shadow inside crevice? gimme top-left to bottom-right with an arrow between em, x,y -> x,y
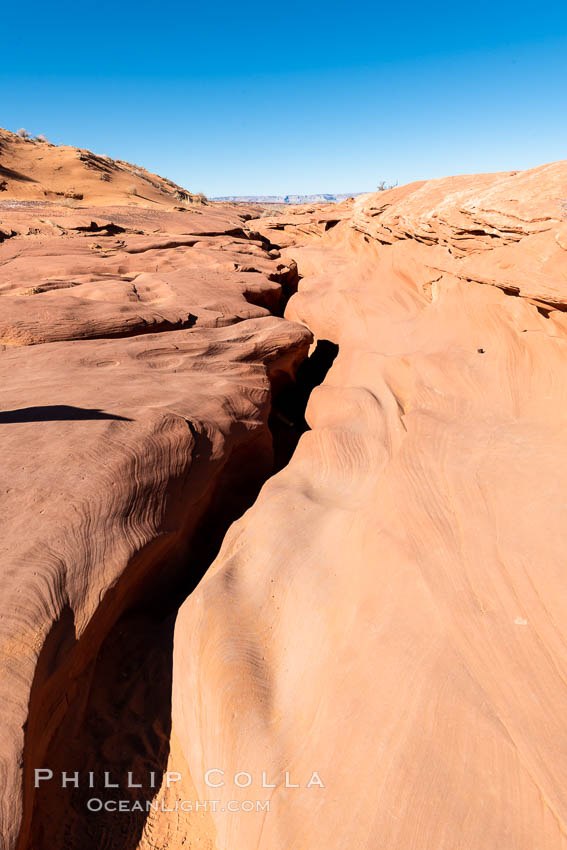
27,610 -> 175,850
269,338 -> 339,472
22,325 -> 330,847
24,425 -> 275,850
19,248 -> 324,850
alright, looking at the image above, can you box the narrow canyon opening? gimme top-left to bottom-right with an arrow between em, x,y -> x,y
269,339 -> 339,471
4,124 -> 567,850
21,248 -> 339,850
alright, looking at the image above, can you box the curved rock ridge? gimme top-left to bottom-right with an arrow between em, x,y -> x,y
0,193 -> 311,849
251,201 -> 354,248
352,160 -> 567,310
0,204 -> 300,346
0,127 -> 202,207
172,161 -> 567,848
1,315 -> 311,850
352,161 -> 566,250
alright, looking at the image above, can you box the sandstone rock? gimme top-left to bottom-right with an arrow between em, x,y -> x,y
0,187 -> 312,848
4,134 -> 567,850
172,159 -> 567,849
0,127 -> 202,207
0,313 -> 310,849
0,204 -> 293,346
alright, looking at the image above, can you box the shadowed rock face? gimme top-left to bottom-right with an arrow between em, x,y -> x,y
172,160 -> 567,849
0,197 -> 311,850
2,153 -> 567,850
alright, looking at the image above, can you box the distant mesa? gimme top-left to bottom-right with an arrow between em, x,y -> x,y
213,192 -> 366,204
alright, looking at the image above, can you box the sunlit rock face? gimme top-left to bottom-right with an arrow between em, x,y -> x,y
0,126 -> 203,206
0,183 -> 311,849
172,160 -> 567,849
3,136 -> 567,849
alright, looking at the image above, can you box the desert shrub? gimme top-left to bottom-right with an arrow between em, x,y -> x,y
127,185 -> 138,196
35,133 -> 48,143
377,180 -> 397,191
194,192 -> 208,204
16,128 -> 30,139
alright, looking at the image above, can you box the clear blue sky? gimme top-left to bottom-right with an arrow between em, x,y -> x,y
2,0 -> 566,195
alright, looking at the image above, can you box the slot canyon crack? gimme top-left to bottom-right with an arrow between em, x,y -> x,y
4,205 -> 326,850
2,152 -> 567,850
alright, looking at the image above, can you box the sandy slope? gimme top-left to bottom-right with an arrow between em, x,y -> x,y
0,127 -> 201,207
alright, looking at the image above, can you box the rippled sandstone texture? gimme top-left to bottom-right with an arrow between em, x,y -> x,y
3,136 -> 567,850
173,161 -> 567,849
0,142 -> 311,848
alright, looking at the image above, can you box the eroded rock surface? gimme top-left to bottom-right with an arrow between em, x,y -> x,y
0,128 -> 203,207
0,199 -> 310,850
172,160 -> 567,849
0,205 -> 298,346
3,148 -> 567,850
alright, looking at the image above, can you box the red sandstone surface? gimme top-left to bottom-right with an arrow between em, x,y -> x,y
0,127 -> 204,207
1,130 -> 567,849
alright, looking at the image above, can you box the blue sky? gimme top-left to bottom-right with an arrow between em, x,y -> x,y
2,0 -> 566,195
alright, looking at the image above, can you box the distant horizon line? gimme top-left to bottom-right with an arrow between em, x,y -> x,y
211,191 -> 370,199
